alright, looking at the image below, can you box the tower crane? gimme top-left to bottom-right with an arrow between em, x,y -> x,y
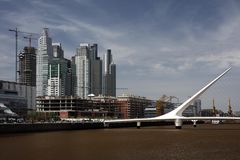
8,27 -> 39,82
159,95 -> 179,103
24,34 -> 38,49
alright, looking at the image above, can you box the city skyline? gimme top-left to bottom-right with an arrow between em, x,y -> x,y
36,29 -> 114,98
1,0 -> 240,111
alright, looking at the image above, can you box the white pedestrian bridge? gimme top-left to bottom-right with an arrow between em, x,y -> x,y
105,67 -> 240,129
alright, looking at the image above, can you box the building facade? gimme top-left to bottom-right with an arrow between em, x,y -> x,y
117,94 -> 151,119
19,46 -> 36,86
52,43 -> 63,58
163,99 -> 202,117
90,44 -> 102,97
144,101 -> 157,118
75,43 -> 91,98
36,94 -> 152,119
48,63 -> 61,96
36,96 -> 122,118
47,43 -> 70,96
74,43 -> 102,98
36,28 -> 53,97
0,80 -> 36,116
104,49 -> 116,97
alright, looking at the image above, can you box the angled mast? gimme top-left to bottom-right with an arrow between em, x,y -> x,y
159,67 -> 231,117
105,67 -> 235,127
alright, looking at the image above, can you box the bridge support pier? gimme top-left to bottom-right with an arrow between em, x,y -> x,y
104,122 -> 109,128
192,120 -> 197,127
137,121 -> 141,129
175,119 -> 182,129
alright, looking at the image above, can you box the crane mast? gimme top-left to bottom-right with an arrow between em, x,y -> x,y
9,27 -> 38,82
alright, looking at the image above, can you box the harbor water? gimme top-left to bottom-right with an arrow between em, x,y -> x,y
1,124 -> 240,160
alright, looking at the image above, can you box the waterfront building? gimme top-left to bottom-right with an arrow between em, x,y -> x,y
193,99 -> 201,116
93,95 -> 121,118
201,109 -> 225,117
163,99 -> 202,117
144,101 -> 157,118
36,28 -> 53,97
74,43 -> 102,98
103,49 -> 116,97
36,94 -> 153,119
0,80 -> 36,116
0,103 -> 18,118
0,93 -> 26,116
162,102 -> 175,115
19,46 -> 36,86
36,95 -> 122,118
117,94 -> 151,119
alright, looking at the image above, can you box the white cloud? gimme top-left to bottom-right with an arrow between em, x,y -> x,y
195,52 -> 240,69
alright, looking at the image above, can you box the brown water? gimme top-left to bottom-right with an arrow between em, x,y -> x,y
1,124 -> 240,160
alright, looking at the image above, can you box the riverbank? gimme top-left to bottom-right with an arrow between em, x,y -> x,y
0,121 -> 203,133
0,122 -> 104,133
1,124 -> 240,160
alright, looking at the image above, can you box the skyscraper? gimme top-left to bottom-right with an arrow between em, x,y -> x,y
74,43 -> 102,98
52,43 -> 63,58
75,43 -> 90,98
104,49 -> 116,97
36,28 -> 53,97
90,44 -> 102,96
19,46 -> 36,86
47,43 -> 69,96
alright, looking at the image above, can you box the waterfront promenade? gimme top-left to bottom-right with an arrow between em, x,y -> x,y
0,124 -> 240,160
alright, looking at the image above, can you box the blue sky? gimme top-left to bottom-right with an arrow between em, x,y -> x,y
1,0 -> 240,111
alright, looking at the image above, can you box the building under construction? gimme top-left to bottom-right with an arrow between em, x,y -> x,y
36,96 -> 123,118
36,94 -> 151,119
117,94 -> 151,119
19,46 -> 36,86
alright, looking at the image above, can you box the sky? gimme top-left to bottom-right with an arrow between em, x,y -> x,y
1,0 -> 240,112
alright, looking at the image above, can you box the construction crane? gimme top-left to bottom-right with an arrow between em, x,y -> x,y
8,27 -> 39,82
23,34 -> 38,50
159,94 -> 179,103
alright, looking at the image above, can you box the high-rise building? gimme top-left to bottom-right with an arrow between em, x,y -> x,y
71,56 -> 77,96
52,43 -> 63,58
47,43 -> 71,96
48,62 -> 61,96
104,49 -> 116,97
75,43 -> 91,98
65,59 -> 73,96
36,28 -> 53,97
90,44 -> 102,96
19,46 -> 36,86
74,43 -> 102,98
